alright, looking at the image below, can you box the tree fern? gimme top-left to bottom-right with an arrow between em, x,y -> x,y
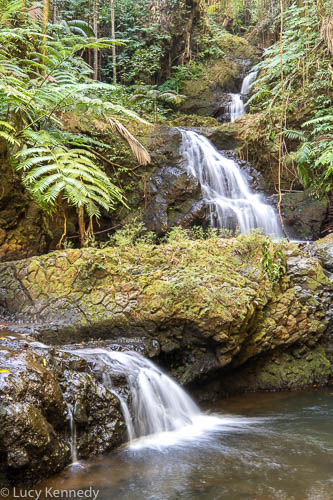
15,144 -> 124,217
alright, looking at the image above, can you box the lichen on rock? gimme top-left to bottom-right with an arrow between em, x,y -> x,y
0,233 -> 331,389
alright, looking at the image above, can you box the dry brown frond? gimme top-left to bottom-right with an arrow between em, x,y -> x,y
109,118 -> 151,166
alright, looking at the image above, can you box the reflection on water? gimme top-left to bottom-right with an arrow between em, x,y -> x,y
36,389 -> 333,500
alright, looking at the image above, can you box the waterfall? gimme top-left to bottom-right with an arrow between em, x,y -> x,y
228,93 -> 245,122
67,403 -> 78,463
179,129 -> 283,236
70,349 -> 204,443
227,70 -> 258,122
241,70 -> 258,95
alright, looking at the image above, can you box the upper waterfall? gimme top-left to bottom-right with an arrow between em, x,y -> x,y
241,70 -> 258,95
228,93 -> 245,122
227,70 -> 258,122
179,129 -> 283,237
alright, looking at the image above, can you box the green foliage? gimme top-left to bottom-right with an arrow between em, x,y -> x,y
0,120 -> 19,146
61,19 -> 96,38
160,62 -> 204,93
247,1 -> 333,196
0,0 -> 151,246
261,243 -> 286,283
104,219 -> 156,247
15,138 -> 123,217
130,85 -> 185,121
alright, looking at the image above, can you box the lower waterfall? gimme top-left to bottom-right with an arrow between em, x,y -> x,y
70,348 -> 223,448
179,129 -> 283,237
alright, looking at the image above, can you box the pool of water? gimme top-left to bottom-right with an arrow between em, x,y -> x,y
35,388 -> 333,500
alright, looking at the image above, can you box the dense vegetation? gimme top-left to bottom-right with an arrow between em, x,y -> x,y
0,0 -> 332,249
247,1 -> 333,197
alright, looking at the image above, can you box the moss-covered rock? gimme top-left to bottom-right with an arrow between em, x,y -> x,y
0,234 -> 331,388
219,344 -> 331,394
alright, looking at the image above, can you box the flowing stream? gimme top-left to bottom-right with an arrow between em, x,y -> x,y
179,129 -> 282,236
39,388 -> 333,500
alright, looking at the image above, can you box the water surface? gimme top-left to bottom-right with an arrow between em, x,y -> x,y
39,388 -> 333,500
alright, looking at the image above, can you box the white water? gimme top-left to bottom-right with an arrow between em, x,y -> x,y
179,129 -> 283,236
69,348 -> 224,449
241,70 -> 258,95
228,93 -> 245,122
228,70 -> 258,122
67,403 -> 78,463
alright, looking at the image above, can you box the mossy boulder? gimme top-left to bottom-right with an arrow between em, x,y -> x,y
312,233 -> 333,271
219,344 -> 331,394
0,234 -> 331,388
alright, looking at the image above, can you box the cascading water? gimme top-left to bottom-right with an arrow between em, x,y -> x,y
228,93 -> 245,122
69,348 -> 223,448
66,403 -> 78,463
227,70 -> 258,122
179,129 -> 283,236
241,70 -> 258,95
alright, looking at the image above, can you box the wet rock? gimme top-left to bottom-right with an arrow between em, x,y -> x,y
195,123 -> 242,150
218,344 -> 331,394
145,127 -> 207,234
0,340 -> 125,486
274,191 -> 328,241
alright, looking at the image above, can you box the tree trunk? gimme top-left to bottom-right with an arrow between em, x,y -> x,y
78,206 -> 86,247
52,0 -> 56,23
110,0 -> 117,83
42,0 -> 49,60
93,0 -> 99,80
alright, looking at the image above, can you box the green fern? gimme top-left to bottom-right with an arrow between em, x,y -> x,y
283,129 -> 306,142
15,145 -> 124,217
0,120 -> 19,146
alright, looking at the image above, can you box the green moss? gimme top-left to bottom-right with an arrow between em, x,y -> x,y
0,232 -> 331,392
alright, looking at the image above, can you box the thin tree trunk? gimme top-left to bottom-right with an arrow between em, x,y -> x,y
42,0 -> 49,60
78,206 -> 86,247
88,0 -> 92,72
277,0 -> 288,240
52,0 -> 56,23
110,0 -> 117,83
93,0 -> 99,80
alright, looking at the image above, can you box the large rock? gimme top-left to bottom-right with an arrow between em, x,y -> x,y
0,234 -> 331,387
276,191 -> 328,241
0,162 -> 51,263
0,338 -> 125,485
305,234 -> 333,370
312,233 -> 333,272
145,127 -> 207,234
